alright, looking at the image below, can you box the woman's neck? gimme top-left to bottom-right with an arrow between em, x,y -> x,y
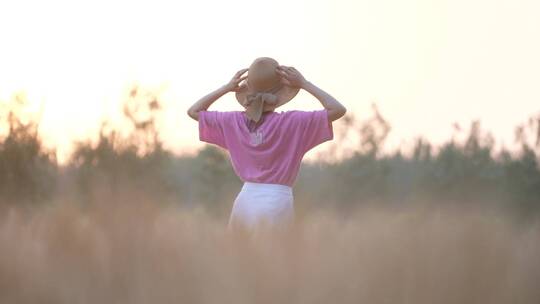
245,110 -> 273,131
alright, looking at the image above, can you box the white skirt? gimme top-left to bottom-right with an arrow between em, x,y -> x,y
227,182 -> 295,233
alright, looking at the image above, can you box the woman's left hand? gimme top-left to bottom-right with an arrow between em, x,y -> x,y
224,68 -> 249,92
276,66 -> 308,88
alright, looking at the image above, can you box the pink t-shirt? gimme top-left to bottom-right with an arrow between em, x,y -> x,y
198,109 -> 333,187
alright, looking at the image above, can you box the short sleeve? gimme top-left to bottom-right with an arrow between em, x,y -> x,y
198,111 -> 231,149
290,109 -> 334,153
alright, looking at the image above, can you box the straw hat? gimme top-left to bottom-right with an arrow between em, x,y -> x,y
236,57 -> 300,122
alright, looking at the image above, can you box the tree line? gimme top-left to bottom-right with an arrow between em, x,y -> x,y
1,88 -> 539,220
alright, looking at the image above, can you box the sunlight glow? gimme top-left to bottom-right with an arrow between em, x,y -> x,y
0,0 -> 539,162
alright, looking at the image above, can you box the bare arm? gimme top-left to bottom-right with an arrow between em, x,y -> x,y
301,81 -> 347,122
186,86 -> 228,121
277,66 -> 347,122
187,69 -> 247,121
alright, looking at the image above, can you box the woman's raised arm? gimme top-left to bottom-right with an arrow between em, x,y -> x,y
187,69 -> 248,121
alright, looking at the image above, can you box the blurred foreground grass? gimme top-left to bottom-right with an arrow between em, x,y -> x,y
1,201 -> 539,304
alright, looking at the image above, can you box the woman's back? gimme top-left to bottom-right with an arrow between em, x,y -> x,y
198,109 -> 333,187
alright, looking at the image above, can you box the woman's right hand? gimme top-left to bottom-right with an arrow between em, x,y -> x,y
276,66 -> 308,88
224,68 -> 248,92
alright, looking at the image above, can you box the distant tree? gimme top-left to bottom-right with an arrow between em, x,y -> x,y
0,94 -> 57,204
69,86 -> 174,204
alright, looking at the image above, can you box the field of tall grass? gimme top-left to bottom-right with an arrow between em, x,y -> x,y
2,91 -> 540,303
1,200 -> 539,304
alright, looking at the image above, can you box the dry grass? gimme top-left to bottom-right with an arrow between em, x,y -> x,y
1,201 -> 539,304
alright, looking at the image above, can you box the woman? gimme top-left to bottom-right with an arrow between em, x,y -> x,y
187,57 -> 346,235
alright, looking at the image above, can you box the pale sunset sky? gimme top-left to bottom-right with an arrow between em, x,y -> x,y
0,0 -> 539,162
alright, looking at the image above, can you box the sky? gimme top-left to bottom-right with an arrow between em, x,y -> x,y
0,0 -> 539,162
